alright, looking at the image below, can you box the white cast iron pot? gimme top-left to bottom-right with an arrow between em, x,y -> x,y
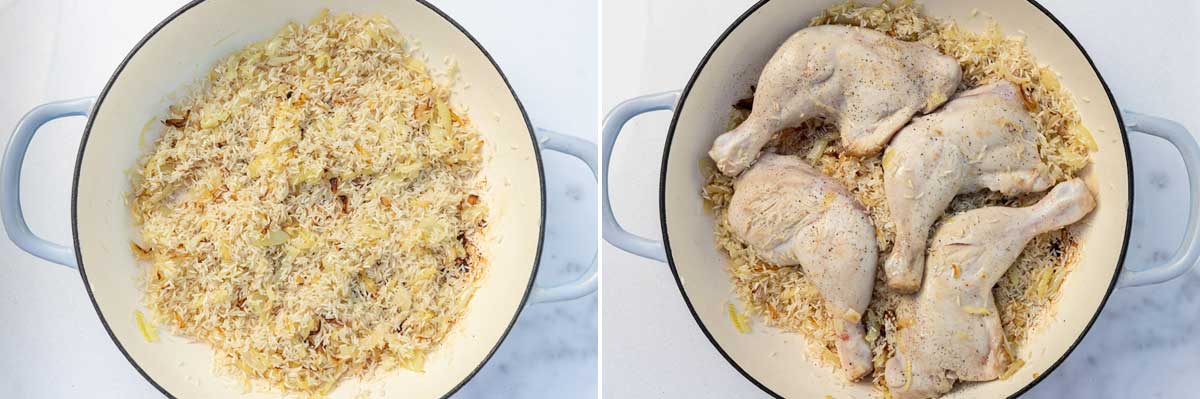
603,0 -> 1200,398
1,0 -> 597,398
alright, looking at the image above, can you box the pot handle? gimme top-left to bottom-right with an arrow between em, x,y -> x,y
2,97 -> 94,268
1119,111 -> 1200,288
529,128 -> 598,303
601,91 -> 679,263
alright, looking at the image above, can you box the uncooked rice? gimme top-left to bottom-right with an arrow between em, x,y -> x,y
129,11 -> 487,395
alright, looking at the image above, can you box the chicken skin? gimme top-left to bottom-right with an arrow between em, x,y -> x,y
882,81 -> 1055,292
884,179 -> 1095,399
726,153 -> 878,380
710,25 -> 961,176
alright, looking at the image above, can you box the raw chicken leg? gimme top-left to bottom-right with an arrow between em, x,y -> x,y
882,81 -> 1055,292
726,153 -> 878,380
883,179 -> 1095,399
709,25 -> 961,176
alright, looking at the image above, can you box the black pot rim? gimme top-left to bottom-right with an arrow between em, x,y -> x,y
656,0 -> 1133,397
69,1 -> 546,398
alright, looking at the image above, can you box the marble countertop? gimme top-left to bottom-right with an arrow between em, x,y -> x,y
0,0 -> 596,397
602,0 -> 1200,397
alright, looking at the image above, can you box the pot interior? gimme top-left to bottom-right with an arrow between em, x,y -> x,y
661,0 -> 1129,397
73,0 -> 542,397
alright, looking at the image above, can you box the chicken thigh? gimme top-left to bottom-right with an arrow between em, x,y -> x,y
726,153 -> 878,380
882,80 -> 1055,292
883,179 -> 1095,399
709,25 -> 961,176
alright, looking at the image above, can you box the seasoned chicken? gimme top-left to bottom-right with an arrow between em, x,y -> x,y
709,25 -> 961,176
882,81 -> 1055,292
726,153 -> 877,380
884,179 -> 1095,399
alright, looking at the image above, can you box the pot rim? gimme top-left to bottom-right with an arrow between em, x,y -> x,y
655,0 -> 1134,397
68,1 -> 546,398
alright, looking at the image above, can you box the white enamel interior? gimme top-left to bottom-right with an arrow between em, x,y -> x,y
73,0 -> 542,397
661,0 -> 1129,397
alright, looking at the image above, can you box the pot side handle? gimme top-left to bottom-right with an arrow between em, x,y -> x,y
1120,111 -> 1200,288
529,128 -> 599,303
601,91 -> 679,263
1,97 -> 94,269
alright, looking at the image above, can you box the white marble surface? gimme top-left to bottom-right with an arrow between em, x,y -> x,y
602,0 -> 1200,397
0,0 -> 596,397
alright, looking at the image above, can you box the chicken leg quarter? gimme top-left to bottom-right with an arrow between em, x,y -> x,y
882,80 -> 1055,292
726,153 -> 878,381
883,179 -> 1095,399
709,25 -> 961,176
